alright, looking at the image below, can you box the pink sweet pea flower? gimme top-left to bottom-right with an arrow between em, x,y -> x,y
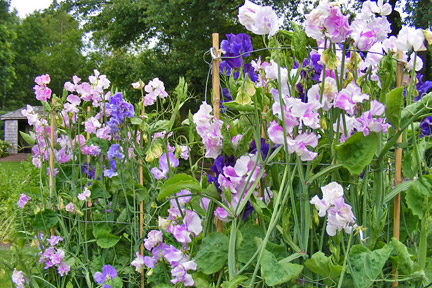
17,194 -> 31,208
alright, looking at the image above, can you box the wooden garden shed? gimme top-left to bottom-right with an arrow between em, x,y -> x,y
0,106 -> 43,154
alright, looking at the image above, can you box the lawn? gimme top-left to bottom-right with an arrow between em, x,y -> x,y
0,162 -> 22,174
0,244 -> 39,288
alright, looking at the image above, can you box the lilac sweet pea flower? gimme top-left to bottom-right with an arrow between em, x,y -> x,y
12,269 -> 28,288
57,261 -> 70,277
131,252 -> 146,273
46,235 -> 63,246
94,265 -> 117,288
17,194 -> 31,208
144,230 -> 163,251
151,152 -> 179,180
170,260 -> 197,287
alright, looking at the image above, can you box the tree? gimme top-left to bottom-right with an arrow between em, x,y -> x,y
6,7 -> 92,109
65,0 -> 303,103
0,0 -> 17,110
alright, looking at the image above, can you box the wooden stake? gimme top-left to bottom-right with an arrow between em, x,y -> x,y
139,99 -> 145,288
392,50 -> 404,287
49,98 -> 56,236
212,33 -> 223,233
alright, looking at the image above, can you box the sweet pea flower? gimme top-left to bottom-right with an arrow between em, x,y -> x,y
78,187 -> 91,201
144,230 -> 163,251
151,152 -> 179,180
420,116 -> 432,138
131,79 -> 145,90
94,265 -> 117,287
238,0 -> 279,37
12,269 -> 28,288
310,182 -> 356,236
396,26 -> 426,52
65,202 -> 75,213
57,261 -> 70,277
17,194 -> 31,208
170,260 -> 197,287
323,5 -> 352,43
131,252 -> 146,272
46,235 -> 63,246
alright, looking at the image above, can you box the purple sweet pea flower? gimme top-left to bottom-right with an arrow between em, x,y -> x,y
94,265 -> 117,286
420,116 -> 432,138
144,230 -> 163,251
107,144 -> 124,160
46,235 -> 63,247
414,74 -> 432,101
57,261 -> 70,277
17,194 -> 31,208
151,152 -> 179,180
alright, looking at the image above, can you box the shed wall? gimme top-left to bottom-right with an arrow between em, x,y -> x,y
4,119 -> 18,153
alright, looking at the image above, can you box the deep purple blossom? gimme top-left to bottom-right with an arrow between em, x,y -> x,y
106,92 -> 134,138
420,116 -> 432,138
414,74 -> 432,101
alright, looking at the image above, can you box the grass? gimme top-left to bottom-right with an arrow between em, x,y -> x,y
0,244 -> 39,288
0,162 -> 22,174
0,245 -> 13,288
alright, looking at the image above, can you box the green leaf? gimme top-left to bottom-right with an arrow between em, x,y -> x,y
202,183 -> 220,200
194,232 -> 229,274
389,238 -> 414,276
235,128 -> 254,158
385,87 -> 404,129
402,138 -> 427,179
95,230 -> 121,249
348,244 -> 393,288
335,132 -> 379,175
261,249 -> 303,286
401,92 -> 432,125
106,277 -> 123,288
149,120 -> 170,133
221,123 -> 235,156
291,22 -> 307,62
129,116 -> 143,126
238,224 -> 265,264
32,209 -> 58,231
377,53 -> 396,100
304,251 -> 342,279
405,176 -> 432,219
19,131 -> 35,146
192,272 -> 211,288
157,174 -> 201,201
221,275 -> 248,288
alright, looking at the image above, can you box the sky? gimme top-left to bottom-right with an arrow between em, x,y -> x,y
10,0 -> 63,18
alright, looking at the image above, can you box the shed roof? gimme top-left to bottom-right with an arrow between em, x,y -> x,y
0,106 -> 44,120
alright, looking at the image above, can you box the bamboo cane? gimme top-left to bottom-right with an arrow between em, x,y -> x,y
139,99 -> 145,288
212,33 -> 223,233
49,98 -> 55,236
392,50 -> 404,287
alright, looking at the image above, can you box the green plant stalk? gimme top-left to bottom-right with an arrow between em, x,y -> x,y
228,218 -> 237,280
337,230 -> 353,288
249,160 -> 295,286
418,210 -> 430,272
297,156 -> 310,253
